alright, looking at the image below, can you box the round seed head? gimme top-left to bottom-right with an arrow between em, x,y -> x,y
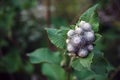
80,37 -> 86,46
81,23 -> 91,31
87,45 -> 94,51
72,36 -> 82,45
84,31 -> 95,42
75,27 -> 83,34
67,30 -> 75,37
67,43 -> 75,52
78,48 -> 88,57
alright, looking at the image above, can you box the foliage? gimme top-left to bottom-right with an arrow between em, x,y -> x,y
46,28 -> 69,49
28,48 -> 61,64
28,3 -> 114,80
42,63 -> 67,80
0,0 -> 37,75
0,0 -> 119,80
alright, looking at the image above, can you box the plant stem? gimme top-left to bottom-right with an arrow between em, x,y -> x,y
67,57 -> 74,80
69,57 -> 74,68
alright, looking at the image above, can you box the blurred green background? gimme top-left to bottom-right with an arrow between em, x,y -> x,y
0,0 -> 120,80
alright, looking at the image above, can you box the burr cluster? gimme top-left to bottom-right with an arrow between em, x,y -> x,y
66,21 -> 95,57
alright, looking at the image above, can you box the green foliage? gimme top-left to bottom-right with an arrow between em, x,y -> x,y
70,4 -> 104,73
0,0 -> 37,75
46,4 -> 101,72
73,69 -> 94,79
0,49 -> 22,73
78,4 -> 99,32
90,48 -> 114,76
84,75 -> 107,80
0,8 -> 15,35
28,48 -> 67,79
73,70 -> 107,80
1,0 -> 116,80
72,52 -> 94,71
51,17 -> 68,28
46,28 -> 69,49
42,3 -> 114,80
42,63 -> 66,80
23,62 -> 34,74
11,0 -> 37,9
91,56 -> 114,75
28,48 -> 61,64
94,33 -> 102,44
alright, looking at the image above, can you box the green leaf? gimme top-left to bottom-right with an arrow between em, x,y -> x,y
84,74 -> 107,80
28,48 -> 61,64
73,69 -> 107,80
0,10 -> 15,35
80,53 -> 94,70
91,57 -> 114,75
94,33 -> 102,44
78,4 -> 99,32
23,62 -> 34,74
52,51 -> 62,64
73,69 -> 94,80
42,63 -> 66,80
72,53 -> 94,71
46,28 -> 69,49
91,49 -> 114,75
94,34 -> 106,50
93,48 -> 104,58
91,58 -> 107,75
72,59 -> 84,71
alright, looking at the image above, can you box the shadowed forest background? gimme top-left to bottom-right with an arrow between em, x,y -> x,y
0,0 -> 120,80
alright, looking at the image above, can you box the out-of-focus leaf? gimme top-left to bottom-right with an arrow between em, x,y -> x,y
28,48 -> 62,64
74,69 -> 107,80
84,74 -> 107,80
92,58 -> 114,75
42,63 -> 66,80
0,49 -> 22,73
0,39 -> 8,47
73,69 -> 95,80
92,46 -> 113,75
0,10 -> 15,35
23,62 -> 34,74
11,0 -> 37,9
91,58 -> 107,75
51,17 -> 68,28
46,28 -> 69,49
